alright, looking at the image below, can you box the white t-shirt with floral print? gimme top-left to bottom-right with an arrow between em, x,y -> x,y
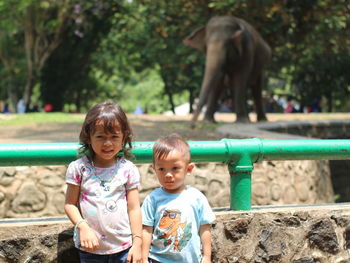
66,156 -> 140,255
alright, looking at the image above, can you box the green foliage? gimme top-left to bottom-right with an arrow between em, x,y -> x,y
40,0 -> 122,112
118,70 -> 167,114
92,0 -> 209,113
0,0 -> 349,113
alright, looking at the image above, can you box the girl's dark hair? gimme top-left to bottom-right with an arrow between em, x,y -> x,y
79,101 -> 133,159
153,133 -> 191,163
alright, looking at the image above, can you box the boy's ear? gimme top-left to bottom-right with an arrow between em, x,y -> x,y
187,163 -> 195,173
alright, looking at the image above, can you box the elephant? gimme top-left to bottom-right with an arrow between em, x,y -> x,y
183,16 -> 271,126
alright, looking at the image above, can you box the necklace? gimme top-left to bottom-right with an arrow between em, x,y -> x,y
90,160 -> 116,192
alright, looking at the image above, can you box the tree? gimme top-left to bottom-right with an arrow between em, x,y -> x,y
0,0 -> 77,110
41,0 -> 122,111
100,0 -> 211,113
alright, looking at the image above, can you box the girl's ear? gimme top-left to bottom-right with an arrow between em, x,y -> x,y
187,163 -> 195,173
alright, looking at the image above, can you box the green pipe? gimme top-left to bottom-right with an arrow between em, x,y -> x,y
0,143 -> 80,166
0,139 -> 349,166
0,139 -> 349,211
260,139 -> 350,160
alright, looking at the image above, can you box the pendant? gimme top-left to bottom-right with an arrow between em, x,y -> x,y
100,181 -> 110,191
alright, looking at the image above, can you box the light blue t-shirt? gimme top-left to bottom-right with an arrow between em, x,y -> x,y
142,186 -> 216,263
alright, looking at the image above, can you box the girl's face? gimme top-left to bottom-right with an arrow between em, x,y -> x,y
89,120 -> 124,167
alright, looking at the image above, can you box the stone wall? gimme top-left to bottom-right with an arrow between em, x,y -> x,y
259,119 -> 350,139
0,159 -> 334,218
2,119 -> 348,218
2,204 -> 350,262
218,119 -> 350,204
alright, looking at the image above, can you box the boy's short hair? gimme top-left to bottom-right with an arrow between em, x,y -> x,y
153,133 -> 191,163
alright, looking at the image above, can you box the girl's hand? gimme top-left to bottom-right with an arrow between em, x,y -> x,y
127,242 -> 142,263
79,222 -> 100,252
201,255 -> 211,263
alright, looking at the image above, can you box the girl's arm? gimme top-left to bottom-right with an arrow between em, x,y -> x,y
142,225 -> 153,263
200,224 -> 212,263
126,188 -> 142,263
64,183 -> 99,251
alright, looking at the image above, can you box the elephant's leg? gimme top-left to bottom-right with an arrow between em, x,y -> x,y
203,99 -> 217,122
252,73 -> 267,121
232,76 -> 250,123
204,77 -> 224,122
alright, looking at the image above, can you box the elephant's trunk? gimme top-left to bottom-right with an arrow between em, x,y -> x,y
191,42 -> 225,128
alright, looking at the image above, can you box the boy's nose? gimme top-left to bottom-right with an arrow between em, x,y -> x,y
165,172 -> 173,178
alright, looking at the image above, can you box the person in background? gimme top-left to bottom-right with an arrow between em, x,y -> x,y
17,99 -> 26,114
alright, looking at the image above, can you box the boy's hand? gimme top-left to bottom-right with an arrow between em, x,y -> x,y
79,222 -> 100,252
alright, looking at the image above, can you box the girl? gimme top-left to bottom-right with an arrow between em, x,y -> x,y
64,101 -> 142,263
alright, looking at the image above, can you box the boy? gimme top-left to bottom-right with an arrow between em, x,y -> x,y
141,133 -> 216,263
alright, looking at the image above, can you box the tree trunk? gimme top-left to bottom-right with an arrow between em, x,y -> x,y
164,84 -> 175,114
189,88 -> 194,114
327,92 -> 333,112
23,70 -> 35,110
22,3 -> 68,110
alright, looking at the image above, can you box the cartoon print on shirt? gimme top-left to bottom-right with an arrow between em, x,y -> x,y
156,209 -> 192,251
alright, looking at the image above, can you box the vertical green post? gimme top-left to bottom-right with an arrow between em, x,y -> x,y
228,155 -> 254,210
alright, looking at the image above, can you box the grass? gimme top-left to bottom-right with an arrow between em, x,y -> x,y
0,113 -> 84,125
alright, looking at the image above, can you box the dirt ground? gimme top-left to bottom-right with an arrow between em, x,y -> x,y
0,112 -> 349,143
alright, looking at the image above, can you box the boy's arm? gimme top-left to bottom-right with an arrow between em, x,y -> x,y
200,224 -> 212,263
142,225 -> 153,263
64,183 -> 99,251
127,188 -> 142,263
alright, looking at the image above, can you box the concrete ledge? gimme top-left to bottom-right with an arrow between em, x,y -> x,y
217,119 -> 350,139
2,204 -> 350,262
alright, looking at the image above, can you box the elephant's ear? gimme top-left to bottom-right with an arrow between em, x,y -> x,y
183,26 -> 206,53
231,30 -> 243,56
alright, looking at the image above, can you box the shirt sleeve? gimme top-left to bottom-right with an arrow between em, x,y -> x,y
199,193 -> 216,225
65,161 -> 82,186
125,162 -> 141,190
141,194 -> 156,226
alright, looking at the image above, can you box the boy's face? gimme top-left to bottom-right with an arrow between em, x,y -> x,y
153,149 -> 194,194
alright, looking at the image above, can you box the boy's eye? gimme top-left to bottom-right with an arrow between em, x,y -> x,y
158,168 -> 164,172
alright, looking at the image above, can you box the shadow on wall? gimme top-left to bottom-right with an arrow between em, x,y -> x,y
57,229 -> 79,263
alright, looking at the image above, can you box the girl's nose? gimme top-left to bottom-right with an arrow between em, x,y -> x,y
104,139 -> 112,146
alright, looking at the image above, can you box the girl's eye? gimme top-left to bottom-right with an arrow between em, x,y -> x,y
158,168 -> 164,172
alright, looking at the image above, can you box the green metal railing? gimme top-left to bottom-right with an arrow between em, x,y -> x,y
0,138 -> 349,210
